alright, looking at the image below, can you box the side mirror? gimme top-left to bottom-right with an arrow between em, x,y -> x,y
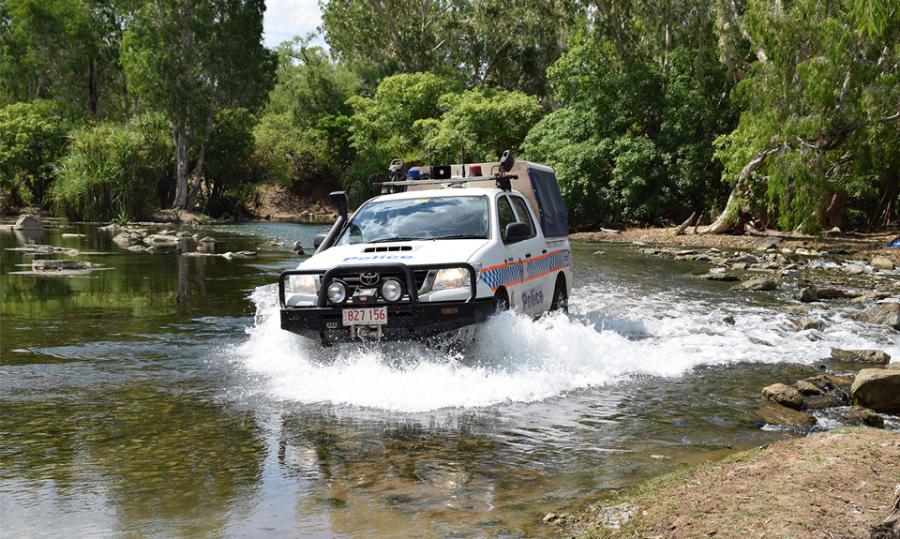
499,150 -> 515,172
505,222 -> 531,244
313,232 -> 328,249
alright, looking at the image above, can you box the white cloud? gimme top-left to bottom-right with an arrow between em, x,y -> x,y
263,0 -> 324,49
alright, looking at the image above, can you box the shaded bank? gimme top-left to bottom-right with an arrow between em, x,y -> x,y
569,429 -> 900,538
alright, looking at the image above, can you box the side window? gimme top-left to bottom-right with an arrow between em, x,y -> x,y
497,196 -> 516,241
510,197 -> 536,238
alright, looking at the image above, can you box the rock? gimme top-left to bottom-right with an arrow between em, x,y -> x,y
852,303 -> 900,330
592,250 -> 606,256
542,513 -> 558,524
830,348 -> 891,365
844,264 -> 867,275
832,406 -> 884,428
98,223 -> 119,233
723,315 -> 736,325
177,231 -> 193,238
823,226 -> 842,236
850,292 -> 891,304
197,236 -> 217,254
731,254 -> 760,265
127,245 -> 147,253
793,317 -> 824,331
803,374 -> 853,401
291,240 -> 305,255
221,251 -> 256,260
705,273 -> 740,282
802,393 -> 846,410
850,369 -> 900,413
589,503 -> 635,530
794,380 -> 823,396
143,234 -> 178,252
735,278 -> 777,291
755,237 -> 782,251
113,232 -> 144,247
887,362 -> 900,370
756,401 -> 817,427
797,287 -> 819,302
730,262 -> 749,271
815,287 -> 858,300
14,214 -> 43,231
871,256 -> 895,271
31,259 -> 91,271
61,233 -> 85,238
780,305 -> 809,314
762,383 -> 804,410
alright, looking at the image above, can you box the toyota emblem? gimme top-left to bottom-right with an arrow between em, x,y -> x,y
359,272 -> 380,286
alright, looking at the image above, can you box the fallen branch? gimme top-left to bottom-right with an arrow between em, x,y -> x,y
674,211 -> 698,236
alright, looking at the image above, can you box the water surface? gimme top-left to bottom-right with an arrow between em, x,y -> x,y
2,222 -> 897,538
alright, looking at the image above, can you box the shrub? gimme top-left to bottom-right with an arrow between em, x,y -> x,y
0,100 -> 70,206
52,114 -> 173,221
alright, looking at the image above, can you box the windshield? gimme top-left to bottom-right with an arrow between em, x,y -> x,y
336,196 -> 489,245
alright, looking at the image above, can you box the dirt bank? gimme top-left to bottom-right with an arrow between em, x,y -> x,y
568,429 -> 900,538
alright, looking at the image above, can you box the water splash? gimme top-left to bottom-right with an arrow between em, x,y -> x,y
232,284 -> 899,413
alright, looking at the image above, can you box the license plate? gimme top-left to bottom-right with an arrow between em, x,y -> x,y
342,306 -> 388,326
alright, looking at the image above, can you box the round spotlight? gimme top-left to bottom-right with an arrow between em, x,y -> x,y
380,278 -> 403,302
326,281 -> 346,303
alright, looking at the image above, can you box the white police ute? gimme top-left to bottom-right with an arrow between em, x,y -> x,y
278,152 -> 572,344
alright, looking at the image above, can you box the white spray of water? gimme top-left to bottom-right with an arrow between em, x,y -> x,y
231,284 -> 899,413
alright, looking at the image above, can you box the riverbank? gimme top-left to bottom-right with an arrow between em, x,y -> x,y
566,428 -> 900,538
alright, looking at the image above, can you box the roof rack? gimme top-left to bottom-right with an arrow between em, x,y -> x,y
376,174 -> 517,192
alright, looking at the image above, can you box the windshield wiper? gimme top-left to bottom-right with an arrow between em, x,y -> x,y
429,234 -> 487,240
368,236 -> 424,243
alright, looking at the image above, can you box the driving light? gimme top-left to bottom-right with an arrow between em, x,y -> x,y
326,281 -> 347,303
432,268 -> 471,291
288,274 -> 318,295
380,278 -> 403,302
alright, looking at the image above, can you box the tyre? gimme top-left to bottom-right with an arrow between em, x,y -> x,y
549,277 -> 568,313
493,288 -> 510,314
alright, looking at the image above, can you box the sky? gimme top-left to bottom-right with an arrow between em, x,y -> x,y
263,0 -> 324,49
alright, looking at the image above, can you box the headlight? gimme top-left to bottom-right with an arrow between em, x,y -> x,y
326,281 -> 347,303
431,268 -> 471,292
380,278 -> 403,301
288,274 -> 319,295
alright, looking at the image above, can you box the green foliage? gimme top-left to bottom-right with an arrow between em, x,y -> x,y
202,108 -> 257,216
714,0 -> 900,231
524,26 -> 737,226
420,89 -> 543,163
0,100 -> 70,206
52,114 -> 173,221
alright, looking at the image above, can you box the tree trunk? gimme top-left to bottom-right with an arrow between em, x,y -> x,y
173,122 -> 190,209
674,211 -> 698,235
698,146 -> 783,234
186,111 -> 215,210
88,56 -> 98,117
822,192 -> 847,229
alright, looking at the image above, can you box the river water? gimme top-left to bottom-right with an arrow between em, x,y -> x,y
1,223 -> 898,538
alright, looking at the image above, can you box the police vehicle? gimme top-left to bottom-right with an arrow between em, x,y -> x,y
278,152 -> 572,344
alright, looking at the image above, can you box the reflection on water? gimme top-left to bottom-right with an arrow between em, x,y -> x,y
1,223 -> 898,538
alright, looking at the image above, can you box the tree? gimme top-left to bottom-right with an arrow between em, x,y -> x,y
420,88 -> 543,162
0,100 -> 70,206
0,0 -> 127,118
121,0 -> 276,210
708,0 -> 900,233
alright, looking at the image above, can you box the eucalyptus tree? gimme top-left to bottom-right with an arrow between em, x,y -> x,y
121,0 -> 276,209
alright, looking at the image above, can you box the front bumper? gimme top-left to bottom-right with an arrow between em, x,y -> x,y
280,299 -> 498,342
278,262 -> 496,343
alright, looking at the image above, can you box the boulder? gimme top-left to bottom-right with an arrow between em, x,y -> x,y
804,374 -> 853,400
143,234 -> 178,253
14,214 -> 43,231
793,317 -> 824,331
221,250 -> 256,260
850,292 -> 891,304
797,288 -> 819,302
31,259 -> 91,272
756,402 -> 816,427
113,232 -> 144,247
815,287 -> 857,300
871,256 -> 896,271
794,379 -> 823,396
755,237 -> 782,251
705,273 -> 740,282
762,383 -> 804,410
802,393 -> 846,410
735,278 -> 777,291
844,264 -> 867,275
830,348 -> 891,365
852,303 -> 900,330
731,254 -> 760,265
850,369 -> 900,413
197,236 -> 217,254
291,240 -> 305,255
831,406 -> 884,428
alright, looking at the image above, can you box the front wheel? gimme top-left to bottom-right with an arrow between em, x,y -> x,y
493,288 -> 510,314
549,278 -> 568,313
